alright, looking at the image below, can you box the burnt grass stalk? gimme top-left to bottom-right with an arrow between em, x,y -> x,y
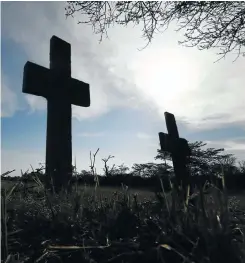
1,170 -> 245,263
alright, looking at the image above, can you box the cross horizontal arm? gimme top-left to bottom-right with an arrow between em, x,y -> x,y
159,132 -> 191,157
23,62 -> 51,98
23,61 -> 90,107
68,78 -> 90,107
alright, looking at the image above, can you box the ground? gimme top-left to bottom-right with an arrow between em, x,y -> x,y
1,179 -> 245,263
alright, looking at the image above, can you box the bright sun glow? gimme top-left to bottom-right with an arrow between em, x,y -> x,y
131,47 -> 203,118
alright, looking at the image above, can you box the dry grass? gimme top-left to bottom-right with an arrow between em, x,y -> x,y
1,177 -> 245,263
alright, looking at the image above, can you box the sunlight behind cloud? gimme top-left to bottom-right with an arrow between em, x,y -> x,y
131,47 -> 202,114
130,43 -> 245,130
2,1 -> 245,131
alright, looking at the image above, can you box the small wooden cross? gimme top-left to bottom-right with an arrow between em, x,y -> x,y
158,112 -> 191,193
22,36 -> 90,193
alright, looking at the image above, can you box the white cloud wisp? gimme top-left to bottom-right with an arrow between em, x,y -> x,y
2,2 -> 245,132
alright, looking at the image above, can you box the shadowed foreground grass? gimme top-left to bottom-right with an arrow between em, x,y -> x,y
1,177 -> 245,263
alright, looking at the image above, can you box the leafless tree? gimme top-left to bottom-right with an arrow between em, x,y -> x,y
238,160 -> 245,173
102,155 -> 115,176
66,1 -> 245,60
90,148 -> 100,188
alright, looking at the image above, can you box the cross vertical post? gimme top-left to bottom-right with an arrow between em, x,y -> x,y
158,112 -> 191,197
22,36 -> 90,193
46,37 -> 72,192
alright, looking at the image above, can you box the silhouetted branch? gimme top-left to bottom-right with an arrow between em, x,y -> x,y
90,148 -> 100,188
66,1 -> 245,60
102,155 -> 115,176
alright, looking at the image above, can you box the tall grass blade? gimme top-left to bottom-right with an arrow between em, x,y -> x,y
1,189 -> 8,261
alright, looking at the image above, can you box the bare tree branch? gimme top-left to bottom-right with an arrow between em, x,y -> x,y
90,148 -> 100,188
102,155 -> 115,176
65,1 -> 245,60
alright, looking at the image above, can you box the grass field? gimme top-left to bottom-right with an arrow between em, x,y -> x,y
1,179 -> 245,263
2,179 -> 245,208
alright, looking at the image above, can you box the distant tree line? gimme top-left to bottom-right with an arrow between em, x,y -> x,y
2,140 -> 245,192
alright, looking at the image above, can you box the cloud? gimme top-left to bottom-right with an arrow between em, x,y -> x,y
1,74 -> 20,117
1,2 -> 141,121
24,94 -> 47,114
136,132 -> 153,140
205,138 -> 245,152
131,44 -> 245,131
202,138 -> 245,164
2,2 -> 245,132
77,132 -> 104,137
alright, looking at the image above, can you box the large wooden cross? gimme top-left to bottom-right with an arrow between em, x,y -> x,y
22,36 -> 90,192
158,112 -> 191,194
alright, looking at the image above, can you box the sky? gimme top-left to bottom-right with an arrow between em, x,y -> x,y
1,2 -> 245,177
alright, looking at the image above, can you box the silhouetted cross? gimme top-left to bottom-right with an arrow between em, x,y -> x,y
23,36 -> 90,192
159,112 -> 191,193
